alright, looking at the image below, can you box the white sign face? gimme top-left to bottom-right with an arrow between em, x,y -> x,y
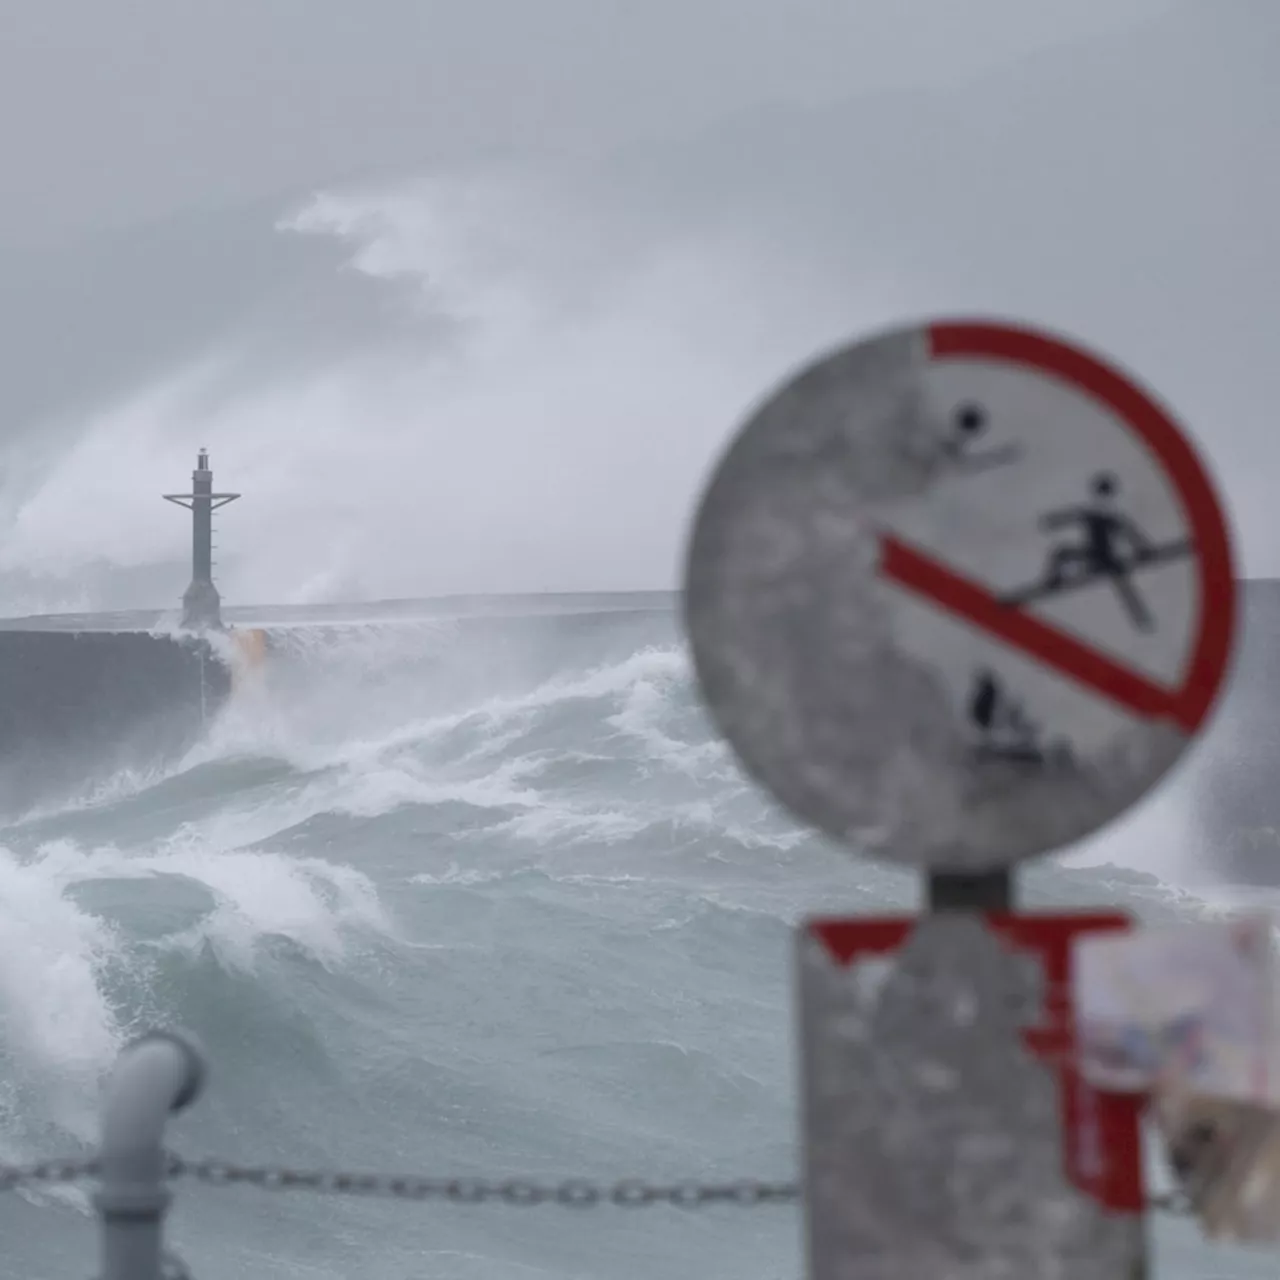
683,319 -> 1238,870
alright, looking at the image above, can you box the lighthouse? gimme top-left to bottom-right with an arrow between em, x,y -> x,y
163,449 -> 240,631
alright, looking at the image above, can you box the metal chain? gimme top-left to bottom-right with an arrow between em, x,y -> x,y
0,1153 -> 1195,1217
167,1157 -> 799,1207
0,1157 -> 99,1191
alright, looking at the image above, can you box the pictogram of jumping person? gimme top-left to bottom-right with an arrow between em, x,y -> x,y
1035,472 -> 1158,631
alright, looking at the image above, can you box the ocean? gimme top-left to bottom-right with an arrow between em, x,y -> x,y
0,596 -> 1273,1279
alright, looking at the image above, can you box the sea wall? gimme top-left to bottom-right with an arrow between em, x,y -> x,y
0,628 -> 234,817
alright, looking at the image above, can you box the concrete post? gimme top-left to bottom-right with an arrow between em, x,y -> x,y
94,1031 -> 206,1280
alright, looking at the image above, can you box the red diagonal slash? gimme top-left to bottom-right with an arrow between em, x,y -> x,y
878,534 -> 1201,732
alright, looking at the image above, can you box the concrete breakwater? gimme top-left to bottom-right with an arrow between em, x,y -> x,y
0,625 -> 269,817
0,448 -> 269,817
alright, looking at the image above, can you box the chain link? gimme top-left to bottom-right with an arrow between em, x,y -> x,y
0,1152 -> 1195,1217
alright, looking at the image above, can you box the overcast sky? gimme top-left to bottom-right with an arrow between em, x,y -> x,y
1,0 -> 1278,609
2,0 -> 1176,246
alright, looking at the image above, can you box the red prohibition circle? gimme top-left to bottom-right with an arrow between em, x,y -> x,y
924,319 -> 1237,733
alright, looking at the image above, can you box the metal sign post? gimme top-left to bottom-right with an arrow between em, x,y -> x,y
681,317 -> 1239,1278
797,912 -> 1145,1278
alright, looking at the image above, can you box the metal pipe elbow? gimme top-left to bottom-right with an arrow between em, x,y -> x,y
96,1030 -> 206,1217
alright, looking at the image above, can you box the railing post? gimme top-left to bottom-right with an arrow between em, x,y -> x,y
94,1030 -> 206,1280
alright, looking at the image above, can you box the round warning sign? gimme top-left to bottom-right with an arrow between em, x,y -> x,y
683,318 -> 1238,871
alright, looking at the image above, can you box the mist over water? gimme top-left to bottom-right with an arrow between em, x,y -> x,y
0,170 -> 873,617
